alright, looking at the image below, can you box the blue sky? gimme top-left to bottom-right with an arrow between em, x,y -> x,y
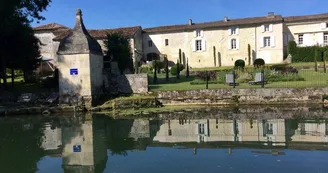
32,0 -> 326,29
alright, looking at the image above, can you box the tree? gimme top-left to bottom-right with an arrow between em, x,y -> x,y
153,63 -> 157,83
248,44 -> 251,65
179,49 -> 182,64
324,50 -> 328,73
314,49 -> 319,72
104,32 -> 133,73
287,41 -> 297,56
213,46 -> 216,67
165,57 -> 169,81
176,60 -> 180,79
186,58 -> 190,78
0,0 -> 51,87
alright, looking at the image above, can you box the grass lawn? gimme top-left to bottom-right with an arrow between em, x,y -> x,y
149,70 -> 328,92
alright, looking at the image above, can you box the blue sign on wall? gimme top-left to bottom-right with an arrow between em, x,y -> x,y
73,145 -> 81,152
70,68 -> 78,75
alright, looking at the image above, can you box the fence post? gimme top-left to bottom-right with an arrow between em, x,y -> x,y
261,69 -> 264,88
233,70 -> 236,88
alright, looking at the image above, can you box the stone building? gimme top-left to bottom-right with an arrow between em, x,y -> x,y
143,12 -> 328,68
34,24 -> 142,71
57,9 -> 104,107
34,12 -> 328,69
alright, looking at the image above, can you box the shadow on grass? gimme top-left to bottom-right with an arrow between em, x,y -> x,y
148,74 -> 195,85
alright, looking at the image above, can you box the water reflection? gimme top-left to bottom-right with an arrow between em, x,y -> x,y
1,113 -> 328,172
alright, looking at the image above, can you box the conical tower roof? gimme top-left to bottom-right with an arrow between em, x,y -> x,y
57,9 -> 102,55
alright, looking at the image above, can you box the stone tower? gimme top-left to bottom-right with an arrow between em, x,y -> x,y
57,9 -> 103,108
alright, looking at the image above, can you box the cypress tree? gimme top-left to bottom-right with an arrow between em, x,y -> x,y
324,50 -> 328,73
179,49 -> 182,64
153,62 -> 157,83
165,57 -> 169,81
213,46 -> 216,67
315,49 -> 319,72
248,44 -> 251,65
176,60 -> 180,79
186,58 -> 190,78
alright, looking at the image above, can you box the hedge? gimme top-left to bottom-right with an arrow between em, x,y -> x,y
288,41 -> 328,62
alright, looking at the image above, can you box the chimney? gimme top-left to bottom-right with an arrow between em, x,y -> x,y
224,16 -> 229,22
267,12 -> 275,18
189,19 -> 193,25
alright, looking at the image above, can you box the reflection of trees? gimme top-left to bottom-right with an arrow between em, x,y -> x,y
0,118 -> 45,173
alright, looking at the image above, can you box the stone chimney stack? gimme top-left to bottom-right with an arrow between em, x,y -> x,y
224,16 -> 229,22
189,19 -> 193,25
267,12 -> 275,18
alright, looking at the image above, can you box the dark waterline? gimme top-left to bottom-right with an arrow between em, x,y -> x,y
1,110 -> 328,173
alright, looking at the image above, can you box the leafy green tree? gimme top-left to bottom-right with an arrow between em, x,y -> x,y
0,0 -> 51,87
104,32 -> 133,73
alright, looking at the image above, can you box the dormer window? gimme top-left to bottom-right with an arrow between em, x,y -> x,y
196,30 -> 201,37
231,28 -> 237,35
264,25 -> 270,32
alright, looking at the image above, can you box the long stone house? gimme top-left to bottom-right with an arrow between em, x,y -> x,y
34,12 -> 328,69
33,23 -> 142,70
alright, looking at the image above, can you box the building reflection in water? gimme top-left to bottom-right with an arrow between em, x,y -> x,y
38,116 -> 328,171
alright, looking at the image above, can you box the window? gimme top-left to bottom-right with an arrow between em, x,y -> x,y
231,39 -> 237,49
264,25 -> 270,32
324,33 -> 328,44
196,30 -> 201,37
231,27 -> 237,35
298,35 -> 303,45
199,124 -> 205,134
266,123 -> 273,135
264,37 -> 271,47
165,39 -> 169,46
148,40 -> 153,47
196,40 -> 202,51
326,23 -> 328,28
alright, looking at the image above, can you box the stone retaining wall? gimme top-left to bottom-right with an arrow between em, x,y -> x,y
156,88 -> 328,105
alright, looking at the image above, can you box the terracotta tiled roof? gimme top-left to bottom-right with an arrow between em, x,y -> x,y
143,15 -> 283,33
53,26 -> 141,41
33,23 -> 70,31
284,13 -> 328,22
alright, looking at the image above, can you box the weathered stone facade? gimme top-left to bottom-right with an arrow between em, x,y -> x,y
156,88 -> 328,105
57,9 -> 103,107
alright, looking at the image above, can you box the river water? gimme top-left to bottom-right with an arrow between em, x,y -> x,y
1,107 -> 328,173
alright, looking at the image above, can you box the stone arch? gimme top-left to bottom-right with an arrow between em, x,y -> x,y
234,59 -> 245,68
254,58 -> 265,67
147,53 -> 160,61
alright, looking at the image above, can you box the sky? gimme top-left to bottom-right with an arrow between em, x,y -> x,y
32,0 -> 327,29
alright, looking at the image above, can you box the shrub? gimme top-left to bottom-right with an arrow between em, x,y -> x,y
236,72 -> 253,83
254,59 -> 265,67
287,40 -> 297,56
235,60 -> 245,68
170,63 -> 185,75
152,60 -> 165,71
196,71 -> 217,81
139,64 -> 153,74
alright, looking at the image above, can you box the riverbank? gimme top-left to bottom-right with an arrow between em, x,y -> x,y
2,87 -> 328,116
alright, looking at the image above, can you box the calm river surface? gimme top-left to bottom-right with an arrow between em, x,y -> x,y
1,108 -> 328,173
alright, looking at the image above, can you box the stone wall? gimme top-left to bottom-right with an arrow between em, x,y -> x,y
103,73 -> 148,95
156,88 -> 328,105
118,74 -> 148,94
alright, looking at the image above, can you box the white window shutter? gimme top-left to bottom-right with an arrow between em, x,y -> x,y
194,31 -> 197,37
228,29 -> 232,36
236,27 -> 239,35
260,37 -> 264,48
195,124 -> 199,135
236,38 -> 240,50
269,24 -> 273,32
202,40 -> 206,51
261,25 -> 265,33
271,36 -> 275,47
228,39 -> 232,49
192,40 -> 196,52
204,123 -> 209,136
321,23 -> 326,30
200,30 -> 204,38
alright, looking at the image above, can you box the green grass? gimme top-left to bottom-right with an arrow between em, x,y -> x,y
149,70 -> 328,92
